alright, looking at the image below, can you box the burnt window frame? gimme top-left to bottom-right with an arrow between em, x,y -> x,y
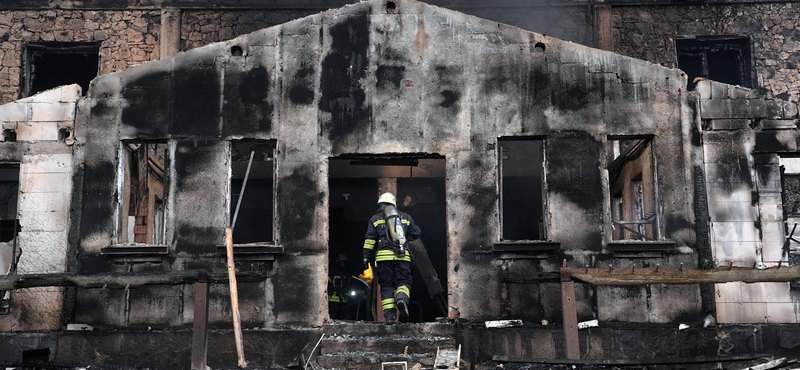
22,42 -> 101,98
228,139 -> 277,245
114,140 -> 173,246
675,36 -> 753,91
497,137 -> 547,241
605,135 -> 663,243
779,156 -> 800,287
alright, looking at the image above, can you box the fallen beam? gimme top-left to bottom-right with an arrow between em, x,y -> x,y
570,265 -> 800,286
0,270 -> 270,291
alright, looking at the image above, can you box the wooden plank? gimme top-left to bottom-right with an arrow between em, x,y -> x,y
561,267 -> 580,360
570,265 -> 800,286
226,227 -> 248,368
0,270 -> 269,291
191,278 -> 209,370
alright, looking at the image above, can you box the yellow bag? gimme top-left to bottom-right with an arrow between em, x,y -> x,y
358,264 -> 373,284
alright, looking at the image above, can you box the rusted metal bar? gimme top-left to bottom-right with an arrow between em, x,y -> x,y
191,273 -> 209,370
560,262 -> 580,360
226,227 -> 248,368
571,265 -> 800,286
0,270 -> 269,291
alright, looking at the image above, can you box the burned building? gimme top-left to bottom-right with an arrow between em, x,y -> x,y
0,0 -> 799,368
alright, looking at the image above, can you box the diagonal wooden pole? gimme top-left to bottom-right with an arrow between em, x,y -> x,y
226,227 -> 247,368
226,150 -> 254,368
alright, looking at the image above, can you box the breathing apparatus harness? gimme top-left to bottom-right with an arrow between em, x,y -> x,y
381,204 -> 407,258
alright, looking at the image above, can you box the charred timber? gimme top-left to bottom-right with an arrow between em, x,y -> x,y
0,270 -> 270,291
570,265 -> 800,285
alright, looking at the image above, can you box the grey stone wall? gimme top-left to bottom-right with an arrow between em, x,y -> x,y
180,10 -> 321,52
613,3 -> 800,102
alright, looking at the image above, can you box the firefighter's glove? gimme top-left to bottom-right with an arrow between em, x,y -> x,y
363,258 -> 370,269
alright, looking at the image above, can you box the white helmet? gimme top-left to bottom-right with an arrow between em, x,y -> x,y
378,192 -> 396,207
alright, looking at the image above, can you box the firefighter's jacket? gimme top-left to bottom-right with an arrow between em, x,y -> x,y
363,210 -> 421,263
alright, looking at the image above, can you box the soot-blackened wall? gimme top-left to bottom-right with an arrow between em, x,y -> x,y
72,0 -> 698,328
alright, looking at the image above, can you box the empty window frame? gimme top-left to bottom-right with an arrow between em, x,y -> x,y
230,140 -> 275,244
117,142 -> 170,245
607,138 -> 659,241
780,157 -> 800,275
498,138 -> 545,241
676,37 -> 752,91
23,42 -> 100,98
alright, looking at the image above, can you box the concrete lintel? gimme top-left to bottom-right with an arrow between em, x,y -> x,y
708,119 -> 750,131
760,119 -> 798,130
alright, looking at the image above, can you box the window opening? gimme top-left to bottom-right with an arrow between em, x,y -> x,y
607,138 -> 658,241
328,155 -> 447,323
779,157 -> 800,288
24,42 -> 100,97
498,138 -> 545,241
117,142 -> 170,245
676,37 -> 751,91
0,164 -> 20,314
230,140 -> 275,244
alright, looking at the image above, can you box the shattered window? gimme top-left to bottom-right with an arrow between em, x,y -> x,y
24,42 -> 100,97
607,138 -> 658,241
117,142 -> 170,245
676,37 -> 751,91
230,140 -> 275,244
498,138 -> 545,241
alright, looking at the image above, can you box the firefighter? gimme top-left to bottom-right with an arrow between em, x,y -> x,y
362,192 -> 421,325
328,253 -> 352,319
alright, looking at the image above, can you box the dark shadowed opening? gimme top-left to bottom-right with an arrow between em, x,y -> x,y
328,155 -> 447,323
676,37 -> 751,91
24,42 -> 100,97
499,138 -> 544,240
23,348 -> 50,363
230,140 -> 275,244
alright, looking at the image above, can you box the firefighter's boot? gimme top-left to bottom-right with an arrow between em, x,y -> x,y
384,309 -> 397,325
396,286 -> 410,323
397,300 -> 409,323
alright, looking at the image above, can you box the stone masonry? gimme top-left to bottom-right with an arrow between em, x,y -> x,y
613,3 -> 800,103
0,10 -> 160,104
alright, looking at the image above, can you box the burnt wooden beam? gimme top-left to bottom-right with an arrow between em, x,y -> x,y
570,265 -> 800,286
191,276 -> 209,370
0,270 -> 270,291
560,262 -> 580,360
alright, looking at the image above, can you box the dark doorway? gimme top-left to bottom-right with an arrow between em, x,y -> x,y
24,42 -> 100,97
328,155 -> 447,322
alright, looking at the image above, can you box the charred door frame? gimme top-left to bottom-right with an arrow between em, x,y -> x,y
327,153 -> 448,322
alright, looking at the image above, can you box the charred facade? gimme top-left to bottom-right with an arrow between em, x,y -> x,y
0,0 -> 799,368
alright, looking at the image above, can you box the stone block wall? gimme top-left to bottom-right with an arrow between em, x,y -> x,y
0,10 -> 160,104
0,85 -> 78,331
698,80 -> 800,323
613,3 -> 800,103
